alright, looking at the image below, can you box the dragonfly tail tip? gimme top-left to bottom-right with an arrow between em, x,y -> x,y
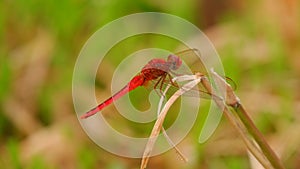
80,114 -> 88,119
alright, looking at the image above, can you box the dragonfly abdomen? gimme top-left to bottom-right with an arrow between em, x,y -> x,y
80,75 -> 145,119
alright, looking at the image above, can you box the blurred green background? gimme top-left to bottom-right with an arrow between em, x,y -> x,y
1,0 -> 299,169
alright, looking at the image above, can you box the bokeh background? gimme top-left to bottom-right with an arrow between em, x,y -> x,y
1,0 -> 299,169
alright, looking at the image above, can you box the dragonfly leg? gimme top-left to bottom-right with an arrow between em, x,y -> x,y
153,75 -> 163,89
167,73 -> 178,87
153,74 -> 166,97
159,74 -> 167,92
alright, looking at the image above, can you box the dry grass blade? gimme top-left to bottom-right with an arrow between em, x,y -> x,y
156,75 -> 202,163
157,82 -> 188,163
140,74 -> 202,169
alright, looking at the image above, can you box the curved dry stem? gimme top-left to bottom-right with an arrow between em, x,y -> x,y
140,74 -> 202,169
156,74 -> 203,163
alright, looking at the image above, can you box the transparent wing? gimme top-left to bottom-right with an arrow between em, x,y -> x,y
173,48 -> 208,76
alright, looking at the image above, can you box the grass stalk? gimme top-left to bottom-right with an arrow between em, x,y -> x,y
209,69 -> 285,169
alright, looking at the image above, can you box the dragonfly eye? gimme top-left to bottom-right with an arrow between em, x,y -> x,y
167,54 -> 182,70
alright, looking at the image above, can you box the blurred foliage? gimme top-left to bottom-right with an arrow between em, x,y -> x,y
1,0 -> 300,169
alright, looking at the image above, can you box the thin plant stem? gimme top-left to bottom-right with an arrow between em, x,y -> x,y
209,69 -> 285,169
234,104 -> 285,169
200,76 -> 273,169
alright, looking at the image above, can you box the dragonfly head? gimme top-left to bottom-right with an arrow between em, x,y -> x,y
167,54 -> 182,70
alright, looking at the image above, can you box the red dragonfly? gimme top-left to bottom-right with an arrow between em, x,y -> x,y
81,49 -> 208,119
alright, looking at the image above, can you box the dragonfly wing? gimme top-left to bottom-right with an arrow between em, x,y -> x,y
173,48 -> 208,76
